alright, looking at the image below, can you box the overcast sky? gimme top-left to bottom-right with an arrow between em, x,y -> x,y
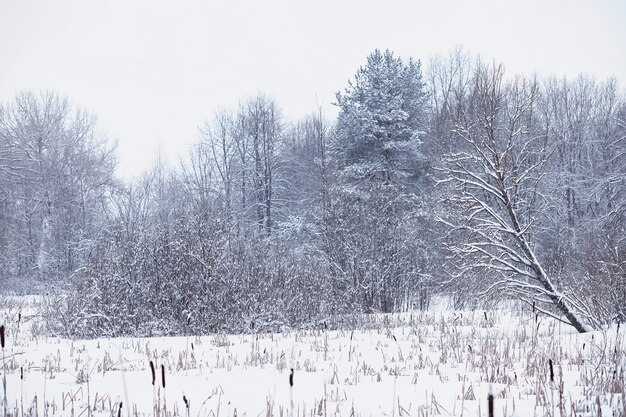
1,0 -> 625,178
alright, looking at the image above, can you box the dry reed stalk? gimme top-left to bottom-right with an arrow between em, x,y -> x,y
149,361 -> 156,417
183,395 -> 189,417
161,364 -> 166,417
549,359 -> 555,383
149,361 -> 155,386
1,324 -> 6,417
289,368 -> 294,417
20,367 -> 23,417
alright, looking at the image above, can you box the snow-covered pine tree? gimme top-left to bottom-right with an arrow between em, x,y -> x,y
334,48 -> 427,186
329,49 -> 432,312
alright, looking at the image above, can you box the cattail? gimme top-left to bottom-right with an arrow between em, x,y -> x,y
484,311 -> 488,321
183,395 -> 189,409
117,402 -> 122,417
548,359 -> 554,383
487,394 -> 494,417
161,364 -> 166,388
20,367 -> 23,380
149,361 -> 156,385
289,368 -> 294,417
0,324 -> 5,348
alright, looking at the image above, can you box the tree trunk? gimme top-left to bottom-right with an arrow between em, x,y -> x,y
504,185 -> 591,333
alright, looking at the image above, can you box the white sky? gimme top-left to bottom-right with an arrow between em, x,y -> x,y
1,0 -> 625,178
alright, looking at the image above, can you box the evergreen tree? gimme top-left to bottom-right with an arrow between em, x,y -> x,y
329,49 -> 432,312
335,48 -> 427,186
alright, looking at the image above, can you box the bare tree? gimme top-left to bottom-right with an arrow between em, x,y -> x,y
277,109 -> 330,243
221,95 -> 284,237
205,110 -> 236,228
439,63 -> 594,332
0,91 -> 116,287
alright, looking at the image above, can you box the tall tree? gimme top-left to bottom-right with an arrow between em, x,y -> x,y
331,49 -> 431,312
438,63 -> 594,332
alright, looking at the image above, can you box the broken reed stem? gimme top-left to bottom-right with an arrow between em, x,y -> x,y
348,331 -> 354,362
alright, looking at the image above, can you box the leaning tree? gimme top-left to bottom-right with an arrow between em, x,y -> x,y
438,63 -> 595,332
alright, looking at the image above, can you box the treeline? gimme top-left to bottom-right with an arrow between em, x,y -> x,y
1,50 -> 624,337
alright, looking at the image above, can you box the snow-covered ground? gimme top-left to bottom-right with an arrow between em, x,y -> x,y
1,296 -> 624,417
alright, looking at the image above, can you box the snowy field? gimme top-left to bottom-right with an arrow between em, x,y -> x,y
0,296 -> 624,417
